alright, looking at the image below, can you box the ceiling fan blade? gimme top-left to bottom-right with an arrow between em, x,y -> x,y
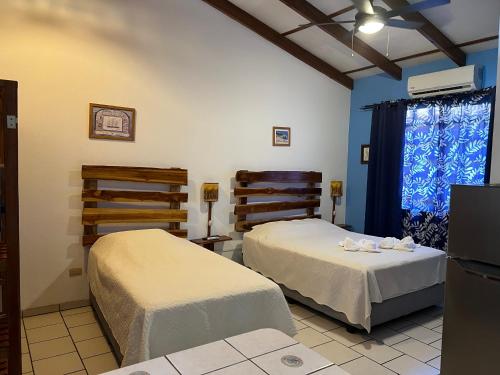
298,20 -> 356,27
385,0 -> 450,18
351,0 -> 374,14
385,18 -> 424,29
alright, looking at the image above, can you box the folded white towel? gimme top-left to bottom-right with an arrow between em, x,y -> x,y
358,239 -> 381,253
380,237 -> 398,249
343,237 -> 360,252
393,236 -> 417,252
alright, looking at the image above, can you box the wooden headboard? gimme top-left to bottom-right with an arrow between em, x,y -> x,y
81,165 -> 188,246
234,170 -> 322,232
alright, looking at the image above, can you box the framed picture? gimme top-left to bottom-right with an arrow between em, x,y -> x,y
361,144 -> 370,164
89,103 -> 136,141
273,126 -> 291,147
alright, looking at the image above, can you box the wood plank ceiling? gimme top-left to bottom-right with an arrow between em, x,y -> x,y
203,0 -> 499,89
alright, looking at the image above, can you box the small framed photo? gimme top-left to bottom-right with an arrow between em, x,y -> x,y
89,103 -> 136,141
273,126 -> 291,147
361,144 -> 370,164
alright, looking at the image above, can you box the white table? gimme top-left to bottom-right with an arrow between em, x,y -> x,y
102,328 -> 349,375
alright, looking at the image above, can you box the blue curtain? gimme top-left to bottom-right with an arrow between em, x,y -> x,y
401,88 -> 495,250
365,102 -> 407,238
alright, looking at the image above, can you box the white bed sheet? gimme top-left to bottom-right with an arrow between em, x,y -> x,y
243,219 -> 446,331
88,229 -> 296,366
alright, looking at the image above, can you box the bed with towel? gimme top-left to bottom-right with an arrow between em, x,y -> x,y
82,166 -> 295,366
234,170 -> 446,331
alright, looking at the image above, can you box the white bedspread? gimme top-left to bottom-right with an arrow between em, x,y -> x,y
88,229 -> 296,366
243,219 -> 446,331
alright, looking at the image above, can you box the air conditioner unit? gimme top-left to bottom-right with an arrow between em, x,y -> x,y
408,65 -> 483,98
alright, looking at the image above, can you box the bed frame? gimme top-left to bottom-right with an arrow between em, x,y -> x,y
82,165 -> 189,363
234,169 -> 444,330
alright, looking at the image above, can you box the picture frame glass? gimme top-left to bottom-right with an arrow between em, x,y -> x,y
273,127 -> 290,146
89,104 -> 135,141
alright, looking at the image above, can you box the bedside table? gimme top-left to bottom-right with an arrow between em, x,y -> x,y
190,235 -> 232,251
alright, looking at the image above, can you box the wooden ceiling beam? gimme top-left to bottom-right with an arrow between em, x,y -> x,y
381,0 -> 466,66
202,0 -> 353,89
281,5 -> 355,37
280,0 -> 402,80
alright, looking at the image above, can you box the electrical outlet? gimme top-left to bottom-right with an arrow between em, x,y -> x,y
69,268 -> 82,277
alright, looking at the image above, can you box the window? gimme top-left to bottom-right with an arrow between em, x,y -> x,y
401,91 -> 493,249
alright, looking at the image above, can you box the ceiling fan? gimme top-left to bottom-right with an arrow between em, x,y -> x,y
301,0 -> 450,34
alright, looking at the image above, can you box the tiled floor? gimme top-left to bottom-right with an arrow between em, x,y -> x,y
21,302 -> 443,375
21,306 -> 118,375
289,302 -> 443,375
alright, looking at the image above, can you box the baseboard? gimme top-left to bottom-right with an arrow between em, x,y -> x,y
22,299 -> 91,317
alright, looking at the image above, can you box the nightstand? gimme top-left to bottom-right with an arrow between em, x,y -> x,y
190,235 -> 232,251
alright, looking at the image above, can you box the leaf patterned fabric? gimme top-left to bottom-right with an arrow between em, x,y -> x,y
401,90 -> 494,250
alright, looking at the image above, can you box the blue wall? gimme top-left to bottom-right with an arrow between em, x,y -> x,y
346,48 -> 498,233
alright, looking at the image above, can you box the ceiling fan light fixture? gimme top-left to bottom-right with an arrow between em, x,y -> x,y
358,20 -> 385,34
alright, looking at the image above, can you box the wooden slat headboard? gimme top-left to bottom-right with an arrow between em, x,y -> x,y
234,170 -> 322,232
81,165 -> 188,246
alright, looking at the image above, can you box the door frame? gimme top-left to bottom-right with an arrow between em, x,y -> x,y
0,79 -> 20,375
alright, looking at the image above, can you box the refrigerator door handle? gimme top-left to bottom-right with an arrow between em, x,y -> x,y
454,259 -> 500,283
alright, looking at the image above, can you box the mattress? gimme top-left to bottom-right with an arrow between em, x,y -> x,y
243,219 -> 446,331
88,229 -> 296,366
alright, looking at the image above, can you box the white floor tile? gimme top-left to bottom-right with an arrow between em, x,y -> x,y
21,338 -> 29,354
294,319 -> 307,330
25,323 -> 69,344
61,306 -> 93,317
430,339 -> 442,350
399,324 -> 442,344
69,323 -> 103,342
63,311 -> 96,328
293,328 -> 332,348
324,327 -> 369,347
392,338 -> 441,362
24,312 -> 63,330
427,355 -> 441,369
341,357 -> 396,375
302,315 -> 340,333
252,343 -> 332,375
289,305 -> 316,320
75,336 -> 111,359
312,340 -> 362,365
32,352 -> 84,375
369,327 -> 409,346
83,352 -> 118,375
313,365 -> 351,374
351,340 -> 402,364
384,354 -> 439,375
22,353 -> 32,374
101,357 -> 177,375
167,340 -> 245,375
385,318 -> 414,331
433,325 -> 443,333
29,336 -> 75,361
225,328 -> 296,358
209,361 -> 266,375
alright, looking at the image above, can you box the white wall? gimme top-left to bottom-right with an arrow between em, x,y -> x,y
490,18 -> 500,183
0,0 -> 351,309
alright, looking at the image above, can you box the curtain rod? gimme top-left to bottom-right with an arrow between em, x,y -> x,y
360,86 -> 495,111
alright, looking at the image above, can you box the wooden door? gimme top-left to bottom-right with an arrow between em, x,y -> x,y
0,80 -> 20,375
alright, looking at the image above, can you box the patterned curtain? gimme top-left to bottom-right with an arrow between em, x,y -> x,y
401,89 -> 495,250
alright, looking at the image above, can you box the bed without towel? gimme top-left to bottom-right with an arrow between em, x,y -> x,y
88,229 -> 296,366
243,219 -> 446,331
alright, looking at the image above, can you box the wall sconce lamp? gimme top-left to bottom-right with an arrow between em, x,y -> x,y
202,182 -> 219,238
330,180 -> 343,224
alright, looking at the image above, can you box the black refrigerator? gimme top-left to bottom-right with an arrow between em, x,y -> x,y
441,184 -> 500,375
